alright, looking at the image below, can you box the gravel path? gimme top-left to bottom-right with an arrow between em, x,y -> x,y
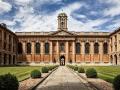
36,66 -> 96,90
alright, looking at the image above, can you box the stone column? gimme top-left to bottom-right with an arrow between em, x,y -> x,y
50,41 -> 53,63
90,41 -> 94,63
99,42 -> 103,63
56,41 -> 59,62
72,41 -> 75,63
31,41 -> 35,62
22,41 -> 26,54
66,41 -> 69,63
81,41 -> 85,63
41,41 -> 44,62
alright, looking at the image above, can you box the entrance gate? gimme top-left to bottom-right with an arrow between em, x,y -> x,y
60,55 -> 65,66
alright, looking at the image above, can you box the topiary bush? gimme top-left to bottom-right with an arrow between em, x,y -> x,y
0,73 -> 19,90
113,74 -> 120,90
86,68 -> 97,78
41,66 -> 49,73
74,65 -> 78,71
31,69 -> 41,78
78,67 -> 85,73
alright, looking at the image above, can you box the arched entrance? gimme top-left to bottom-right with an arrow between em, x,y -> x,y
60,55 -> 65,66
114,55 -> 117,65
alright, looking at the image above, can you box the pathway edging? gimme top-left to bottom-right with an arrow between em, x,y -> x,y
31,67 -> 58,90
67,67 -> 113,90
67,67 -> 98,90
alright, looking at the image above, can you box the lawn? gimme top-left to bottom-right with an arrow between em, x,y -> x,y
0,66 -> 42,81
83,66 -> 120,83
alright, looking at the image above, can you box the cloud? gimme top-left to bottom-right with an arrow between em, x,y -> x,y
0,1 -> 12,14
13,2 -> 84,32
102,0 -> 120,17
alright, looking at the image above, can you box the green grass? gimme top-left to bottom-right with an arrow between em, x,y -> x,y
83,66 -> 120,83
0,66 -> 42,81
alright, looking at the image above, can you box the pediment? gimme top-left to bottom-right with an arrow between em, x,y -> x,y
50,30 -> 76,36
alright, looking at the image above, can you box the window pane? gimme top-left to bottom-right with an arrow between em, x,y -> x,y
85,43 -> 90,54
103,43 -> 108,54
76,43 -> 80,54
45,43 -> 49,54
27,43 -> 31,54
36,43 -> 40,54
18,42 -> 23,54
94,43 -> 99,54
60,43 -> 65,52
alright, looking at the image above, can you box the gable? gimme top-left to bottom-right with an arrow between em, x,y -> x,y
50,30 -> 76,36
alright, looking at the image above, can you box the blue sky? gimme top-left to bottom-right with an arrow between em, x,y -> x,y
0,0 -> 120,32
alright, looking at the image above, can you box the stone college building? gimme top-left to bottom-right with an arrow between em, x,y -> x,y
0,13 -> 120,65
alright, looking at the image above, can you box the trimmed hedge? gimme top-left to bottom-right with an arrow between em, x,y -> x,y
0,73 -> 19,90
41,66 -> 49,73
74,65 -> 78,71
86,68 -> 97,78
31,69 -> 41,78
113,74 -> 120,90
78,67 -> 85,73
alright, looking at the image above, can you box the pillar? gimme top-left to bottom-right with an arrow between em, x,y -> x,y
31,41 -> 35,62
81,41 -> 85,63
41,41 -> 44,62
56,41 -> 59,62
72,41 -> 75,63
90,42 -> 94,63
50,41 -> 53,63
22,42 -> 26,54
99,42 -> 103,63
66,41 -> 69,63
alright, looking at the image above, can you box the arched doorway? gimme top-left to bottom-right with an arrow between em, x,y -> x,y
114,55 -> 117,65
60,55 -> 65,66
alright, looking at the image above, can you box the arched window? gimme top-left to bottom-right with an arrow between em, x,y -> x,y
94,43 -> 99,54
18,42 -> 23,54
60,43 -> 65,52
27,43 -> 31,54
85,43 -> 90,54
103,42 -> 108,54
35,42 -> 40,54
45,43 -> 49,54
76,43 -> 80,54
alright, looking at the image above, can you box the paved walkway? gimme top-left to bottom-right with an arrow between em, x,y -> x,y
36,66 -> 96,90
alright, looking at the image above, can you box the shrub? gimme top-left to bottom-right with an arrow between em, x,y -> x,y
86,68 -> 97,78
74,65 -> 78,71
0,73 -> 19,90
41,66 -> 49,73
31,70 -> 41,78
113,74 -> 120,90
78,67 -> 85,73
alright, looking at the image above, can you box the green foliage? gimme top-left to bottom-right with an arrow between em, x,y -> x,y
47,65 -> 59,71
67,65 -> 75,69
78,67 -> 85,73
113,74 -> 120,90
41,66 -> 49,73
0,73 -> 19,90
86,68 -> 97,78
31,69 -> 41,78
74,65 -> 78,71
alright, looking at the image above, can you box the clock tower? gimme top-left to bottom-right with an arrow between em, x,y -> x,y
58,13 -> 68,31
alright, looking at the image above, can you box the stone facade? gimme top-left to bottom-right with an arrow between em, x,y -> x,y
0,13 -> 120,65
0,23 -> 18,65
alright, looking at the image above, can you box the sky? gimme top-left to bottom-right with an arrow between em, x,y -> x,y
0,0 -> 120,32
